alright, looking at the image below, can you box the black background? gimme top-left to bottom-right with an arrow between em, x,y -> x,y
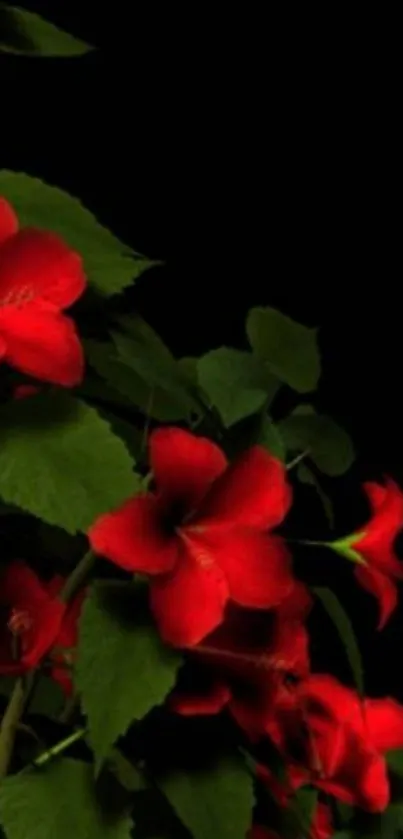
1,5 -> 401,693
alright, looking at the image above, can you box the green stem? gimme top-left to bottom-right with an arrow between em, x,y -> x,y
33,727 -> 86,769
59,549 -> 96,604
286,449 -> 310,470
0,678 -> 26,780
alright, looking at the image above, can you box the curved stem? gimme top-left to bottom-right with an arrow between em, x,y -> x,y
59,549 -> 96,604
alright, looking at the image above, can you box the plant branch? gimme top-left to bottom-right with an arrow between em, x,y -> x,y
33,727 -> 86,769
59,549 -> 96,603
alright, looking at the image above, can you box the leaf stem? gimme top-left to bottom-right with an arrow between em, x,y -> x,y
0,677 -> 26,779
286,449 -> 310,470
59,549 -> 96,604
33,727 -> 86,769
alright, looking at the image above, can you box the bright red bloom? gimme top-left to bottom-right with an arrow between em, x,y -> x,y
352,480 -> 403,628
89,428 -> 294,647
0,561 -> 84,683
0,197 -> 86,386
265,674 -> 403,812
0,561 -> 65,673
170,581 -> 311,736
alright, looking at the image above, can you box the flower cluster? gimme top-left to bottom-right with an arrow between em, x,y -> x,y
87,427 -> 403,835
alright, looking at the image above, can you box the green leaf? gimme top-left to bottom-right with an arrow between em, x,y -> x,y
0,5 -> 93,55
197,348 -> 278,427
76,582 -> 182,769
258,416 -> 286,461
297,463 -> 335,528
246,306 -> 320,393
0,392 -> 139,533
0,758 -> 132,839
112,317 -> 200,417
280,409 -> 355,476
158,752 -> 254,839
312,587 -> 364,696
86,340 -> 193,422
387,749 -> 403,777
283,787 -> 318,837
0,171 -> 154,295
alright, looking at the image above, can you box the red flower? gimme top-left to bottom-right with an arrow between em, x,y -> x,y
170,581 -> 311,736
89,428 -> 294,647
335,480 -> 403,628
0,561 -> 65,673
0,196 -> 86,386
0,561 -> 84,685
265,674 -> 403,812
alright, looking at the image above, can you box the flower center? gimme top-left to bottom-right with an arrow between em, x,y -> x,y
8,608 -> 33,636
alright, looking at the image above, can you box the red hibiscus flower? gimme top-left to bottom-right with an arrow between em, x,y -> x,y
265,674 -> 403,812
0,196 -> 86,386
0,561 -> 65,673
89,428 -> 294,647
170,581 -> 311,737
0,561 -> 84,683
332,479 -> 403,628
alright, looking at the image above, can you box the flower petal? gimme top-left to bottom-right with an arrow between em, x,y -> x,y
356,479 -> 403,578
0,306 -> 84,385
170,680 -> 231,715
89,495 -> 179,574
0,198 -> 18,246
355,565 -> 398,629
198,447 -> 291,530
150,548 -> 229,647
187,528 -> 293,610
365,698 -> 403,753
0,229 -> 86,308
0,561 -> 65,670
150,427 -> 227,512
315,752 -> 390,813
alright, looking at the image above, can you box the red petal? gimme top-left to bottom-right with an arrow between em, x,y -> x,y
356,479 -> 403,578
365,698 -> 403,752
275,580 -> 313,620
355,565 -> 398,629
315,753 -> 390,813
313,803 -> 333,839
150,548 -> 229,647
89,495 -> 179,574
0,198 -> 18,246
0,561 -> 65,670
0,229 -> 86,309
0,306 -> 84,385
170,680 -> 231,715
186,527 -> 293,609
198,447 -> 291,530
247,827 -> 276,839
150,428 -> 227,512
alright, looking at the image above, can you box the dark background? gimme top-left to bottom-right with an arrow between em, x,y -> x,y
1,5 -> 401,692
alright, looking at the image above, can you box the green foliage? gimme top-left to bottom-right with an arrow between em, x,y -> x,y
280,407 -> 355,476
282,787 -> 318,838
0,171 -> 153,295
197,347 -> 278,427
76,583 -> 182,769
246,306 -> 320,393
112,316 -> 201,416
0,5 -> 93,55
0,758 -> 133,838
312,587 -> 364,696
297,463 -> 335,528
258,416 -> 286,461
0,392 -> 139,533
86,339 -> 195,422
158,752 -> 254,839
